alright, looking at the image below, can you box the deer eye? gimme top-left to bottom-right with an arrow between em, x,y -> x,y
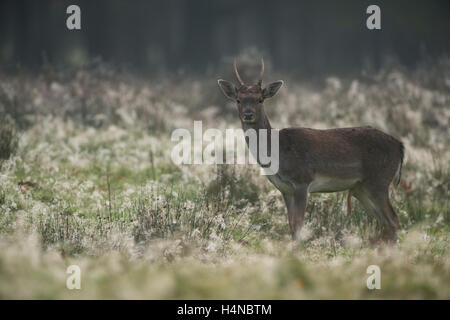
259,99 -> 263,103
236,99 -> 241,104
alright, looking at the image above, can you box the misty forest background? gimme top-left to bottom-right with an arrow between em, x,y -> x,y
1,0 -> 450,76
0,0 -> 449,299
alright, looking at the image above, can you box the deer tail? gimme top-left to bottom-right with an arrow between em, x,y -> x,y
346,191 -> 352,215
395,142 -> 405,187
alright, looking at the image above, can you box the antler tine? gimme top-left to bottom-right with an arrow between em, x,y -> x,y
233,59 -> 244,86
258,58 -> 264,86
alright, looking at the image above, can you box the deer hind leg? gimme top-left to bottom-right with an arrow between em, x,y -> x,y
352,184 -> 399,245
377,194 -> 399,243
282,185 -> 308,246
346,191 -> 352,215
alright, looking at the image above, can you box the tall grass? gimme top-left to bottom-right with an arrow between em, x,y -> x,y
0,59 -> 448,298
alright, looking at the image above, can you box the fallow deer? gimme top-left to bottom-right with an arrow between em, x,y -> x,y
218,59 -> 404,245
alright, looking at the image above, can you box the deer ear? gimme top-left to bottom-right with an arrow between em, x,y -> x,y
262,80 -> 284,99
218,79 -> 237,100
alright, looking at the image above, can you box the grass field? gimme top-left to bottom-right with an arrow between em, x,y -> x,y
0,58 -> 448,299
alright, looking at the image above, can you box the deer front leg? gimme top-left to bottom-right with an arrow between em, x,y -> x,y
282,185 -> 308,247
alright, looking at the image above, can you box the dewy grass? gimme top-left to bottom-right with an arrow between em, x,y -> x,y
0,62 -> 449,298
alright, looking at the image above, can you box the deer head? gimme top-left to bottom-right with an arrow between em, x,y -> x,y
218,59 -> 283,124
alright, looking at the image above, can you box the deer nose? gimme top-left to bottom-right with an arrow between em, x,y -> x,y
243,113 -> 254,121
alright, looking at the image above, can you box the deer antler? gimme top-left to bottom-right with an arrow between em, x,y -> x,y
234,59 -> 244,86
258,58 -> 264,86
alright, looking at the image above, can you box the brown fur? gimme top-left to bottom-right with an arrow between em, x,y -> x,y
219,62 -> 404,245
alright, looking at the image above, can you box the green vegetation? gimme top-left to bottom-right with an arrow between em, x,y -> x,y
0,60 -> 448,299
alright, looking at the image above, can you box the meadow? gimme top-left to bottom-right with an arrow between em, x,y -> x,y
0,57 -> 448,299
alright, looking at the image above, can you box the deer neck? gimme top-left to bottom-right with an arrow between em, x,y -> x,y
241,108 -> 274,167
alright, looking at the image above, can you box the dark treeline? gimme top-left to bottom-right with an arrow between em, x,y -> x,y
0,0 -> 449,77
